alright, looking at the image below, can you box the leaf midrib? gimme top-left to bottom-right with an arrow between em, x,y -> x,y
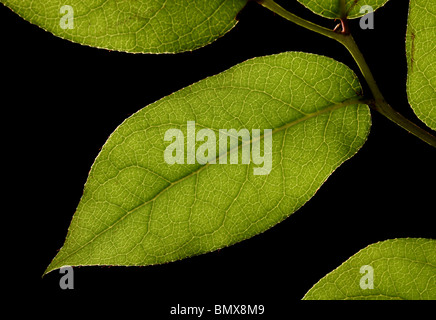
47,97 -> 365,272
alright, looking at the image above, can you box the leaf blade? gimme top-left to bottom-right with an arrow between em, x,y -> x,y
1,0 -> 249,53
296,0 -> 390,19
45,52 -> 371,274
406,0 -> 436,130
303,238 -> 436,300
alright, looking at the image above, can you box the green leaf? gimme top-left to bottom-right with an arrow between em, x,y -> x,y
406,0 -> 436,130
303,238 -> 436,300
296,0 -> 390,19
44,52 -> 371,274
0,0 -> 248,53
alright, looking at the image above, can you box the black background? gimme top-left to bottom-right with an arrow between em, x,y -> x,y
2,0 -> 435,315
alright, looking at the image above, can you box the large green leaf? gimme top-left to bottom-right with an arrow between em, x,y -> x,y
295,0 -> 390,19
406,0 -> 436,130
303,238 -> 436,300
0,0 -> 248,53
44,52 -> 371,274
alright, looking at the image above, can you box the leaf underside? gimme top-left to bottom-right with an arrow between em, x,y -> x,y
45,52 -> 371,274
406,0 -> 436,130
1,0 -> 249,53
303,238 -> 436,300
296,0 -> 390,19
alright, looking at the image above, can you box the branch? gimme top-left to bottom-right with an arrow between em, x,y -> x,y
256,0 -> 436,148
256,0 -> 345,42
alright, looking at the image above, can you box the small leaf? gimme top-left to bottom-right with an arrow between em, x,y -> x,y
406,0 -> 436,130
0,0 -> 249,53
44,52 -> 371,274
303,238 -> 436,300
296,0 -> 390,19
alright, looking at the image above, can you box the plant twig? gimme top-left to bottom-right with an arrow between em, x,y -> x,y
339,35 -> 436,147
256,0 -> 346,42
257,0 -> 436,148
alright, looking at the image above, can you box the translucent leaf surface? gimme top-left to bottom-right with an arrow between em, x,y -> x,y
45,52 -> 371,274
296,0 -> 390,19
406,0 -> 436,130
304,238 -> 436,300
0,0 -> 249,53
